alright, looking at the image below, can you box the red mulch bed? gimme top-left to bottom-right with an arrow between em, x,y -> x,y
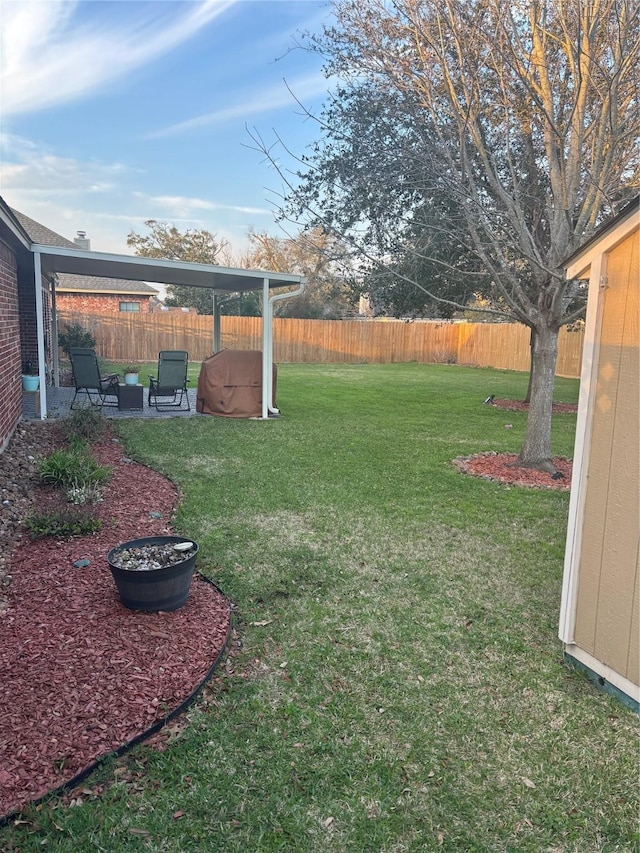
490,398 -> 578,414
0,435 -> 231,819
454,452 -> 572,490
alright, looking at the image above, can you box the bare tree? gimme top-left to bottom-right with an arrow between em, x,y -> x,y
242,227 -> 357,318
127,220 -> 240,314
258,0 -> 639,472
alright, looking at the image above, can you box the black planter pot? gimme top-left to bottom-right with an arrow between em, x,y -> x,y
107,536 -> 198,612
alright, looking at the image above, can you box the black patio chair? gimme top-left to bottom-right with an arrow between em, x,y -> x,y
69,348 -> 120,410
148,350 -> 190,411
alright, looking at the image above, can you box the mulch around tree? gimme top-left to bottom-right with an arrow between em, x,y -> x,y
454,452 -> 572,490
489,398 -> 578,414
454,397 -> 575,489
0,433 -> 231,820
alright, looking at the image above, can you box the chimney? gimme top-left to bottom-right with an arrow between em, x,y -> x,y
74,230 -> 90,250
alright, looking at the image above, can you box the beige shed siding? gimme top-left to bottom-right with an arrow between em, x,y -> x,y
573,232 -> 639,683
629,542 -> 640,684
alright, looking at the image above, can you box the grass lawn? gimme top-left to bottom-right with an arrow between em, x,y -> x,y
4,364 -> 638,852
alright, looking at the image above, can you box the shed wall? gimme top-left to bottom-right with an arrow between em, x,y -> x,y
573,230 -> 639,685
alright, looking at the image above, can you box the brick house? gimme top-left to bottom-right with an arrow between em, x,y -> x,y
0,223 -> 24,450
11,210 -> 158,314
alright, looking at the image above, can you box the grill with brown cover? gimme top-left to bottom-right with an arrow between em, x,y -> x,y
196,350 -> 277,418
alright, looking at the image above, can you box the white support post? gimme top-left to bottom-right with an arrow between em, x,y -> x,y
51,274 -> 59,387
262,277 -> 270,419
264,279 -> 306,418
212,292 -> 221,353
33,252 -> 47,419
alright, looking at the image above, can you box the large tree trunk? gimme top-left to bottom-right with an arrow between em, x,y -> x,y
523,327 -> 536,404
516,323 -> 559,473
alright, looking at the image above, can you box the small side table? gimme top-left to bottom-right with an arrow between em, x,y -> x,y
118,383 -> 144,411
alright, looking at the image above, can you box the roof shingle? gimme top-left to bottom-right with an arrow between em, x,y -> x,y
10,207 -> 157,295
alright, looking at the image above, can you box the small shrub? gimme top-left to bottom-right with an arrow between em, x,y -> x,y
25,508 -> 102,539
66,482 -> 105,505
61,407 -> 107,443
58,324 -> 96,358
431,348 -> 457,365
67,434 -> 88,454
39,449 -> 111,490
39,450 -> 79,488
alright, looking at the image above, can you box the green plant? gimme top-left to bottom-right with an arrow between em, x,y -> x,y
39,449 -> 110,490
57,324 -> 96,358
66,434 -> 88,454
61,407 -> 107,443
24,508 -> 102,539
66,482 -> 105,505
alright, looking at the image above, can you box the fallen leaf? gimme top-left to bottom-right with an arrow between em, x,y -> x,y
250,620 -> 272,627
173,810 -> 186,820
522,777 -> 536,788
324,816 -> 334,828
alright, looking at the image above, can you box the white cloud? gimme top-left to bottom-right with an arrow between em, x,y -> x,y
0,133 -> 129,194
134,192 -> 271,218
147,72 -> 332,138
0,0 -> 236,115
0,135 -> 273,256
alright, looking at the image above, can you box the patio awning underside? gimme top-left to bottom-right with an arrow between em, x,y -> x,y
32,244 -> 303,293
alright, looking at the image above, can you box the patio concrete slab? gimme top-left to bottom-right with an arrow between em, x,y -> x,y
22,387 -> 201,421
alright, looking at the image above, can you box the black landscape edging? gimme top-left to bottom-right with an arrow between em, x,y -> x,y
0,575 -> 232,828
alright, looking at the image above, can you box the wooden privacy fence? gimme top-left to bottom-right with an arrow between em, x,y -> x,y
57,311 -> 584,378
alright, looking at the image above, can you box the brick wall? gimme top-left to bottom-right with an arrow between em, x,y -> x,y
56,293 -> 151,313
0,240 -> 22,452
18,274 -> 36,370
18,275 -> 52,378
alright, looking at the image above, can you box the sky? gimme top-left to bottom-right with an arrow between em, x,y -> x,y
0,0 -> 334,263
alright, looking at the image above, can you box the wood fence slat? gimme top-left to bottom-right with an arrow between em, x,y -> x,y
56,312 -> 584,378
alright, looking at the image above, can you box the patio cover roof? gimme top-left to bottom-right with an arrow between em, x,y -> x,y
32,243 -> 304,292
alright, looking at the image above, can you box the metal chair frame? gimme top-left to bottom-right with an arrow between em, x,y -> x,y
148,350 -> 190,411
69,348 -> 120,410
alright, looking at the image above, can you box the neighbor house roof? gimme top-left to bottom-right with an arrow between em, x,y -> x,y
51,272 -> 158,295
11,208 -> 157,296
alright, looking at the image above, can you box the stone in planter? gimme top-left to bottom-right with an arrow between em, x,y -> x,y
107,536 -> 198,611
